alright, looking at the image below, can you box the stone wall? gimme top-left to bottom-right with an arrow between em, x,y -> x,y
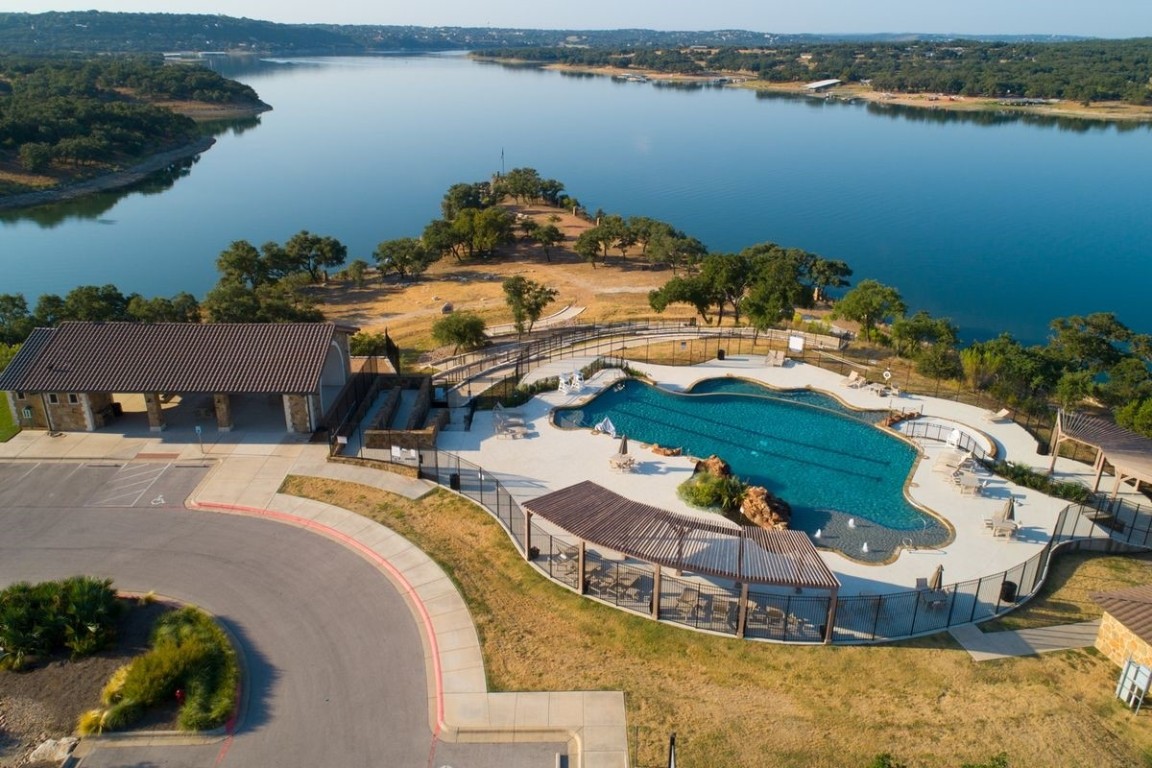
1095,613 -> 1152,668
45,393 -> 90,431
284,393 -> 316,433
8,391 -> 48,429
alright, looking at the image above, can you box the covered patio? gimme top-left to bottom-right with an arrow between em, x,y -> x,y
1049,410 -> 1152,498
523,480 -> 841,643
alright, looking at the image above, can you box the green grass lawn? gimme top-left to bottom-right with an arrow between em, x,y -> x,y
0,400 -> 18,441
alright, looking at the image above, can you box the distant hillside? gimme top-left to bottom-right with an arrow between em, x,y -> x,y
0,12 -> 1092,55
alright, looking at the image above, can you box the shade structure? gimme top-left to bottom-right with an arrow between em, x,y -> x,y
1004,497 -> 1016,522
618,434 -> 629,455
928,563 -> 944,592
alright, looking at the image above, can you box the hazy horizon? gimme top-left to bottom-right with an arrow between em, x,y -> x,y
4,1 -> 1151,39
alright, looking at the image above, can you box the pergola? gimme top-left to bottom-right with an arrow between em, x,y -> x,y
523,480 -> 841,639
1049,410 -> 1152,497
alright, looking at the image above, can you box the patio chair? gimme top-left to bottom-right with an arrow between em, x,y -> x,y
983,407 -> 1012,423
710,597 -> 736,627
841,370 -> 863,387
570,370 -> 585,391
934,450 -> 975,473
957,473 -> 988,495
557,375 -> 572,395
675,587 -> 701,620
992,520 -> 1020,538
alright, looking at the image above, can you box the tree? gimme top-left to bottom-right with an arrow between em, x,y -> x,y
422,218 -> 468,263
61,284 -> 130,322
500,167 -> 542,203
502,276 -> 558,334
1116,398 -> 1152,438
373,238 -> 434,281
0,294 -> 33,344
215,240 -> 267,289
1055,370 -> 1096,411
831,279 -> 906,341
531,223 -> 564,262
432,312 -> 487,354
890,311 -> 958,358
126,293 -> 201,323
915,343 -> 964,382
808,258 -> 853,304
440,181 -> 491,220
1047,312 -> 1130,373
649,275 -> 719,324
574,230 -> 603,267
343,258 -> 369,287
283,230 -> 347,283
0,343 -> 19,373
699,252 -> 754,325
538,178 -> 565,206
1100,357 -> 1152,407
349,331 -> 390,356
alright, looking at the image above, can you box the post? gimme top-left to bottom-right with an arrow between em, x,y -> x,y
523,509 -> 532,561
651,564 -> 662,619
737,582 -> 749,638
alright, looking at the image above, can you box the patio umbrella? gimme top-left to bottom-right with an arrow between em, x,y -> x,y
618,434 -> 629,455
928,563 -> 944,592
1004,497 -> 1016,522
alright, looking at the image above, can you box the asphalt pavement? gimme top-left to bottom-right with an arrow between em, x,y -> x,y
0,461 -> 568,768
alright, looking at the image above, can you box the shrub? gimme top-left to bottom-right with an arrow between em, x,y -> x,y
0,576 -> 119,670
987,460 -> 1095,504
84,605 -> 239,733
678,472 -> 748,514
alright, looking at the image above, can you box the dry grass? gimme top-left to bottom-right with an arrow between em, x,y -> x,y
314,202 -> 696,354
282,475 -> 1152,768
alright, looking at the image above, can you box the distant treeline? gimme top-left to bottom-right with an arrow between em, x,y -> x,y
0,54 -> 264,187
484,39 -> 1152,103
0,11 -> 1090,56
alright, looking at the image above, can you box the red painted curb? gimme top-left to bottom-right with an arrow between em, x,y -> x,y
189,501 -> 446,739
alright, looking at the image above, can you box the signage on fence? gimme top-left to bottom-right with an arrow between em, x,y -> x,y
788,335 -> 805,353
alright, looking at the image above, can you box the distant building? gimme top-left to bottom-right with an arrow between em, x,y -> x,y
805,79 -> 842,92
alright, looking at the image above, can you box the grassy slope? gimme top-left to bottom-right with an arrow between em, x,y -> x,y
0,398 -> 17,441
283,476 -> 1152,768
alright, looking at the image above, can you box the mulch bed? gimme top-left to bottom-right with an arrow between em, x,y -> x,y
0,599 -> 180,767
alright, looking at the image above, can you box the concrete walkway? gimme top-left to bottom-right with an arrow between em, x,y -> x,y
0,429 -> 630,768
949,620 -> 1101,662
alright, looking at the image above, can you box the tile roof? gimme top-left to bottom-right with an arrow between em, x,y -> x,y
0,322 -> 347,395
1093,584 -> 1152,645
525,480 -> 840,590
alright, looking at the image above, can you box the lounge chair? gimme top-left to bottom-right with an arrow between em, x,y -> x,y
992,519 -> 1020,538
675,587 -> 701,620
841,370 -> 864,387
983,407 -> 1012,423
934,450 -> 975,473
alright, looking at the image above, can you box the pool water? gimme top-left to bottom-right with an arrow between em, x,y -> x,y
556,378 -> 950,561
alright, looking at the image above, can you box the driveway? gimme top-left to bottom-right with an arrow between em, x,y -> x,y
0,461 -> 564,767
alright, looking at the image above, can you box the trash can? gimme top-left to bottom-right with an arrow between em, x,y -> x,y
717,349 -> 726,361
449,473 -> 461,491
999,581 -> 1018,603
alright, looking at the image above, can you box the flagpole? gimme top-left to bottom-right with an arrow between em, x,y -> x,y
500,147 -> 505,176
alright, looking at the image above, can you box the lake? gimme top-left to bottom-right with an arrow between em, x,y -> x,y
2,53 -> 1150,344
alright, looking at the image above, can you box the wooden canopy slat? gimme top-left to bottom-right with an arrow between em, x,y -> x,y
525,481 -> 840,590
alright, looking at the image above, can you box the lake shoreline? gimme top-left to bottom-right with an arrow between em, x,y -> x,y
0,100 -> 270,212
488,58 -> 1152,124
0,137 -> 217,212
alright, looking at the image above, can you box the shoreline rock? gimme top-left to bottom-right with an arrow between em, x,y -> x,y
741,485 -> 792,530
0,136 -> 217,212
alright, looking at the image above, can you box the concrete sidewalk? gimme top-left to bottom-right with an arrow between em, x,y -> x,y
949,620 -> 1101,662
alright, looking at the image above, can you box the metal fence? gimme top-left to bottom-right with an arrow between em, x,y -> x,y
404,447 -> 1150,644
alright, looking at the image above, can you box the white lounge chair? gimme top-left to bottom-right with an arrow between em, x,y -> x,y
934,450 -> 974,473
570,370 -> 585,391
841,370 -> 864,388
984,407 -> 1012,423
558,374 -> 572,394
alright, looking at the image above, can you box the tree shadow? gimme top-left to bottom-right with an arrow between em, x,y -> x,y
215,616 -> 279,734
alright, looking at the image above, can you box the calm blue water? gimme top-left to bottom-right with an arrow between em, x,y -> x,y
557,378 -> 950,560
687,377 -> 872,416
2,53 -> 1150,343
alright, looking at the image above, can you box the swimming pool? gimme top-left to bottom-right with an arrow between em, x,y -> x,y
555,378 -> 950,562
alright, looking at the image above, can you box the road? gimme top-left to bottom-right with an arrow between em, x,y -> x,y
0,462 -> 564,768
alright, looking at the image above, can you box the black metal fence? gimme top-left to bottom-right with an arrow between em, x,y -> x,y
405,447 -> 1149,644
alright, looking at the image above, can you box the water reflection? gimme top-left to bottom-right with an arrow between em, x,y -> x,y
0,156 -> 200,229
752,88 -> 1152,133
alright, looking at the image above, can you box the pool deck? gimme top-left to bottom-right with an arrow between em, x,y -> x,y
438,354 -> 1136,596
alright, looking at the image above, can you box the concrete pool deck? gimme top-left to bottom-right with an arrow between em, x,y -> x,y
437,354 -> 1138,596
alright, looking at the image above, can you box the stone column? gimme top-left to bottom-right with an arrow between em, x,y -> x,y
144,393 -> 165,432
213,394 -> 233,432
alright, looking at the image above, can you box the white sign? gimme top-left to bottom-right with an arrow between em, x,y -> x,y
788,335 -> 805,353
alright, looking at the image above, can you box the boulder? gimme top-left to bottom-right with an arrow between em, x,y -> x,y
694,454 -> 731,478
741,485 -> 792,530
651,444 -> 682,457
28,737 -> 78,763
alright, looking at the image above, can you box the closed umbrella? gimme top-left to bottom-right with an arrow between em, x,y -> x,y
928,563 -> 944,592
618,434 -> 629,455
1004,497 -> 1016,522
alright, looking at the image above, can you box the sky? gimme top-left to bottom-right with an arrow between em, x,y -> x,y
4,1 -> 1151,38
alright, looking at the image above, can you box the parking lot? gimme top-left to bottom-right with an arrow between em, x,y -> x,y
0,460 -> 210,509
